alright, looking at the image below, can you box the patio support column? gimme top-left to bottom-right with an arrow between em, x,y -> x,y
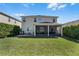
60,26 -> 63,36
48,25 -> 49,36
34,25 -> 36,36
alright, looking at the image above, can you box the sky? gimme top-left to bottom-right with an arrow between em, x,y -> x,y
0,3 -> 79,24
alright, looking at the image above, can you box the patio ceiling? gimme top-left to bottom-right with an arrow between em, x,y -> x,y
33,22 -> 62,26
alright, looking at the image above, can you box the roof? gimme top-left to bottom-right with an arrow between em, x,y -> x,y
63,19 -> 79,25
21,15 -> 58,18
0,12 -> 21,22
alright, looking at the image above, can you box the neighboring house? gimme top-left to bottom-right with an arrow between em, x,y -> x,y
63,20 -> 79,27
0,12 -> 21,27
21,15 -> 63,37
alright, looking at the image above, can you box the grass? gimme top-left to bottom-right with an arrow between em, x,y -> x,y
0,37 -> 79,56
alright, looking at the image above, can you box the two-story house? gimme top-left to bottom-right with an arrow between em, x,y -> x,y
0,12 -> 21,27
21,15 -> 62,37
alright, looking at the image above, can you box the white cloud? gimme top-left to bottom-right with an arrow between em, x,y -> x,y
22,3 -> 35,8
52,8 -> 57,11
47,3 -> 75,11
22,4 -> 29,7
58,4 -> 67,9
11,13 -> 26,20
13,13 -> 26,16
47,3 -> 67,11
47,3 -> 58,9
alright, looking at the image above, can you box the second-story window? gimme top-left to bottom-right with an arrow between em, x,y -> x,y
23,17 -> 26,22
34,18 -> 37,22
53,18 -> 56,23
23,19 -> 26,22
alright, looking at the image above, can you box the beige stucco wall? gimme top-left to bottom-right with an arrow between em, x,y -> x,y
22,17 -> 34,34
0,14 -> 21,27
0,14 -> 9,24
15,21 -> 22,28
22,16 -> 58,34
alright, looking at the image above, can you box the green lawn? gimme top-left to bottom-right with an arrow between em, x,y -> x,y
0,37 -> 79,56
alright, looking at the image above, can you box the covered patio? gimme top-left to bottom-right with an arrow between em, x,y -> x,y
33,23 -> 63,37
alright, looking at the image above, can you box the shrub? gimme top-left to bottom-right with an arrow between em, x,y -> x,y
0,23 -> 20,37
63,24 -> 79,40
